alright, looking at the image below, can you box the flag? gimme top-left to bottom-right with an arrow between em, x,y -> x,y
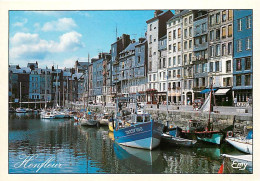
218,163 -> 224,174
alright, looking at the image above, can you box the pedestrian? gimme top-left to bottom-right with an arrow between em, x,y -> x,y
234,97 -> 237,107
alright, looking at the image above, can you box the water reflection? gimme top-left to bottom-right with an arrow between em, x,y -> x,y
9,113 -> 249,174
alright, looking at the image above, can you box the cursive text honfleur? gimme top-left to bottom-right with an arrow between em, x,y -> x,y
14,154 -> 63,173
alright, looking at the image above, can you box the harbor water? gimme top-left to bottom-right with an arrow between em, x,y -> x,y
9,113 -> 251,174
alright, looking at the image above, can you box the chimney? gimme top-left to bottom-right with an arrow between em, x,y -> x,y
139,38 -> 145,43
154,10 -> 164,17
132,39 -> 136,43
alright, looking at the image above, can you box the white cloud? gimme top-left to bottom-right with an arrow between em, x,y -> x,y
13,18 -> 28,27
10,31 -> 84,60
42,18 -> 77,32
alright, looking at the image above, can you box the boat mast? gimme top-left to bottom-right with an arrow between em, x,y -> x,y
55,65 -> 58,108
87,53 -> 89,109
20,82 -> 21,108
208,83 -> 213,131
45,67 -> 47,109
166,69 -> 169,122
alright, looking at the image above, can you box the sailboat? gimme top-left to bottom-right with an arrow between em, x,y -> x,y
79,55 -> 98,126
181,84 -> 223,145
16,82 -> 27,113
226,130 -> 252,154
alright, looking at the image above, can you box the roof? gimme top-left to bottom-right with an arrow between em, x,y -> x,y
120,41 -> 139,53
72,73 -> 83,80
168,10 -> 189,21
146,10 -> 172,24
159,35 -> 167,40
63,71 -> 72,77
9,67 -> 31,74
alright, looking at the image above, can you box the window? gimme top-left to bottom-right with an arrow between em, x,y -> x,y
222,26 -> 226,39
168,57 -> 171,67
216,29 -> 220,40
184,18 -> 187,26
246,37 -> 251,50
168,71 -> 171,79
246,16 -> 251,29
202,23 -> 206,32
245,74 -> 251,86
238,19 -> 242,31
149,75 -> 151,81
163,58 -> 166,68
189,27 -> 192,37
173,70 -> 176,77
154,38 -> 156,42
173,56 -> 176,65
202,63 -> 207,72
236,75 -> 241,86
222,44 -> 226,56
228,10 -> 233,20
138,56 -> 141,63
184,41 -> 187,50
210,30 -> 214,41
178,42 -> 181,51
159,72 -> 162,79
189,53 -> 192,63
237,40 -> 242,52
173,44 -> 176,52
228,42 -> 232,54
195,25 -> 200,35
210,15 -> 214,26
216,44 -> 220,56
173,30 -> 176,39
223,77 -> 231,87
210,62 -> 214,72
178,28 -> 181,38
216,12 -> 220,24
189,40 -> 192,49
195,64 -> 199,73
236,59 -> 242,71
178,55 -> 181,65
184,54 -> 187,64
153,74 -> 156,81
150,24 -> 152,31
245,57 -> 251,70
153,52 -> 156,55
168,44 -> 172,51
215,61 -> 220,72
168,31 -> 172,40
210,46 -> 214,57
163,72 -> 166,80
222,10 -> 227,22
184,29 -> 187,38
149,35 -> 152,43
228,25 -> 232,37
189,16 -> 192,24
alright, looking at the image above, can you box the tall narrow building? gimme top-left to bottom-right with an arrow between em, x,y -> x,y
146,10 -> 173,104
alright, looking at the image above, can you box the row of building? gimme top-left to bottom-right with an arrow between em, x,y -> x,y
9,9 -> 252,107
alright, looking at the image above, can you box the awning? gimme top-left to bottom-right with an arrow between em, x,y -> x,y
215,89 -> 230,95
200,88 -> 216,94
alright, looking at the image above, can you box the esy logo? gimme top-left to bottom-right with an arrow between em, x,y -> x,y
231,160 -> 248,170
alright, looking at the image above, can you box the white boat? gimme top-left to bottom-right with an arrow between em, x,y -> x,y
53,111 -> 66,119
226,130 -> 252,154
40,111 -> 55,119
79,117 -> 98,126
226,137 -> 252,154
99,114 -> 110,125
16,108 -> 27,113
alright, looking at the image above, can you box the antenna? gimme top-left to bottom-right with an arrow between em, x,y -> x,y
116,24 -> 118,40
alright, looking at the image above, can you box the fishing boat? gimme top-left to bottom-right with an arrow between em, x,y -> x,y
225,130 -> 252,154
182,84 -> 223,145
161,133 -> 197,147
113,96 -> 164,150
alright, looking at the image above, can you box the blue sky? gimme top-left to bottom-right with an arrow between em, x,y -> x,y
9,10 -> 173,69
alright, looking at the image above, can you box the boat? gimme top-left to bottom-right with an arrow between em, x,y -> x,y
225,130 -> 252,154
181,84 -> 223,145
99,113 -> 110,125
79,111 -> 98,126
16,107 -> 27,113
161,133 -> 197,147
113,96 -> 164,150
108,118 -> 114,132
40,111 -> 55,119
9,107 -> 16,113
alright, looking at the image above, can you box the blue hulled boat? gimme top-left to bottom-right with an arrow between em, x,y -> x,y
114,118 -> 164,150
